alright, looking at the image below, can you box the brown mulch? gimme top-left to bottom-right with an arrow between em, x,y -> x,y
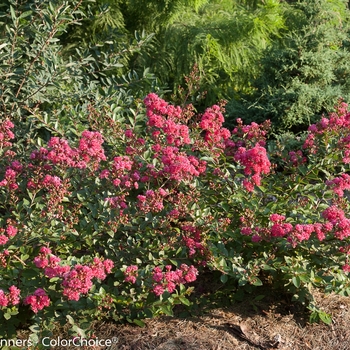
54,290 -> 350,350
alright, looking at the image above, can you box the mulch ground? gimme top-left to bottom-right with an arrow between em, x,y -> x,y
49,289 -> 350,350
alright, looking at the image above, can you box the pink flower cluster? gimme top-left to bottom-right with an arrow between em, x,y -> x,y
0,224 -> 18,246
0,120 -> 15,149
124,265 -> 138,284
234,144 -> 271,191
303,100 -> 350,156
326,174 -> 350,197
160,146 -> 206,181
306,102 -> 350,136
199,105 -> 231,147
181,224 -> 205,257
33,247 -> 70,278
287,150 -> 307,167
0,160 -> 23,191
105,195 -> 128,213
144,93 -> 182,123
34,248 -> 114,301
231,118 -> 270,148
23,288 -> 50,313
101,156 -> 140,190
144,93 -> 190,147
30,131 -> 106,170
322,206 -> 350,240
0,285 -> 20,307
241,213 -> 335,245
152,264 -> 198,296
45,137 -> 79,167
137,188 -> 167,213
269,214 -> 293,239
78,130 -> 106,168
62,258 -> 114,301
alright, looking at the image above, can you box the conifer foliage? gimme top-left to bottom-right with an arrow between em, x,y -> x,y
226,0 -> 350,133
61,0 -> 286,106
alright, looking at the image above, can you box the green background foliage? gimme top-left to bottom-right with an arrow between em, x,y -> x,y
225,0 -> 350,133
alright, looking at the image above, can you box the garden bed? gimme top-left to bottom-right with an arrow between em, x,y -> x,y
41,289 -> 350,350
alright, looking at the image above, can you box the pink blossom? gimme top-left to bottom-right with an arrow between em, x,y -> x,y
153,284 -> 165,296
0,290 -> 8,307
24,288 -> 50,313
0,235 -> 8,245
343,264 -> 350,273
322,206 -> 345,223
252,234 -> 262,243
241,227 -> 252,236
270,214 -> 286,223
270,223 -> 293,238
124,265 -> 138,284
8,285 -> 20,305
6,225 -> 17,238
78,130 -> 106,167
326,174 -> 350,197
0,119 -> 15,148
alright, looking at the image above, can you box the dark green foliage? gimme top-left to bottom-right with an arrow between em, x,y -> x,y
0,0 -> 158,148
226,0 -> 350,133
59,0 -> 286,108
146,0 -> 286,106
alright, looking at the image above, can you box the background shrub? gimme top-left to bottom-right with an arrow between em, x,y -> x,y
225,0 -> 350,133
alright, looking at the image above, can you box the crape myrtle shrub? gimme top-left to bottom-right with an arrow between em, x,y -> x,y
1,94 -> 350,339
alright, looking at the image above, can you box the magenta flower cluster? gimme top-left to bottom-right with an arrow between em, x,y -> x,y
30,131 -> 106,170
152,264 -> 198,296
0,285 -> 20,307
23,288 -> 50,314
124,265 -> 138,284
34,247 -> 114,302
241,207 -> 350,246
234,144 -> 271,191
0,119 -> 15,149
0,224 -> 18,246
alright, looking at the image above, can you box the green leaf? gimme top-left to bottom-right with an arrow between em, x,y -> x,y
309,311 -> 319,324
258,185 -> 266,192
66,315 -> 75,325
220,274 -> 228,283
319,311 -> 332,325
251,277 -> 263,286
169,259 -> 178,266
133,319 -> 146,327
178,296 -> 191,306
253,294 -> 265,301
160,305 -> 173,316
292,276 -> 301,288
10,6 -> 16,22
19,10 -> 32,19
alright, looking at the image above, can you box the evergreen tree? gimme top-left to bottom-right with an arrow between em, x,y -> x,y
60,0 -> 286,106
226,0 -> 350,133
140,0 -> 285,105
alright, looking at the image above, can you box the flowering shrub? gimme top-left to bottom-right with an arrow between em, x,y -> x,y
1,93 -> 350,342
